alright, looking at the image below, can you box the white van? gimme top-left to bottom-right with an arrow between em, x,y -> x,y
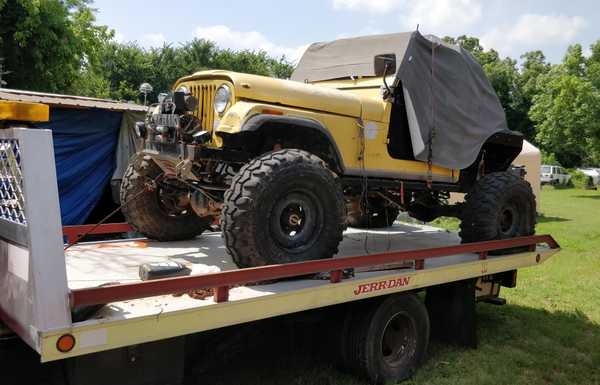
541,165 -> 571,185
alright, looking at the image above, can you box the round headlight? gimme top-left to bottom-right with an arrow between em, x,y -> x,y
214,85 -> 231,115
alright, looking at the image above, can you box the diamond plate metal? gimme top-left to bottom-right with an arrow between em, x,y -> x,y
0,139 -> 26,225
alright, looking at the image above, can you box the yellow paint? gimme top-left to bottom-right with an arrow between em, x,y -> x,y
177,70 -> 363,118
174,71 -> 459,182
0,101 -> 49,122
40,247 -> 558,362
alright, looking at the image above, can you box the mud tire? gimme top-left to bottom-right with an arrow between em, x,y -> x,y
222,149 -> 346,267
459,171 -> 536,251
120,154 -> 211,241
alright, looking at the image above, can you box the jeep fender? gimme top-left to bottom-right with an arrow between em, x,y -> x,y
241,114 -> 346,174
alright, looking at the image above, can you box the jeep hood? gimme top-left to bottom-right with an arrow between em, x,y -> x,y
177,70 -> 366,118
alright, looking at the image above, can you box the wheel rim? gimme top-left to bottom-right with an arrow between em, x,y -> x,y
156,186 -> 190,217
499,203 -> 519,236
270,190 -> 324,252
381,312 -> 417,368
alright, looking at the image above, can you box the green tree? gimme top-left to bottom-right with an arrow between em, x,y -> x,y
585,40 -> 600,93
93,41 -> 155,100
79,38 -> 294,103
443,35 -> 500,66
529,43 -> 600,167
0,0 -> 111,92
563,44 -> 586,78
520,50 -> 550,100
530,66 -> 600,167
483,56 -> 532,138
514,51 -> 552,141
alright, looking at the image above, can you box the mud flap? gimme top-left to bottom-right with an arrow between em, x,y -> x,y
425,279 -> 478,348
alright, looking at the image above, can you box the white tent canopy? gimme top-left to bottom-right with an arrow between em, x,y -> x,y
513,140 -> 541,208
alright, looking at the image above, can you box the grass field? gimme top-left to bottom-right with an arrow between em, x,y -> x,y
409,187 -> 600,385
201,188 -> 600,385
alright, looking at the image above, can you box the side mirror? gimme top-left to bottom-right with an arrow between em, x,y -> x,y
374,54 -> 396,77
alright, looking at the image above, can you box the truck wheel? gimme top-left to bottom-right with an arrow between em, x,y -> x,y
222,149 -> 346,267
459,171 -> 535,248
347,199 -> 399,229
341,294 -> 430,384
120,154 -> 211,241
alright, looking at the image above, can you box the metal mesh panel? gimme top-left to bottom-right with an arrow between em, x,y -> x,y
0,139 -> 26,225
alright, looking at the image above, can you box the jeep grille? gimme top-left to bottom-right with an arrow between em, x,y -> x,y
189,84 -> 217,131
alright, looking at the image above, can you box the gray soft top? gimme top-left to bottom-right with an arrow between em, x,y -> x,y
291,31 -> 513,170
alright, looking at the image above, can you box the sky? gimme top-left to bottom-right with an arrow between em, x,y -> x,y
92,0 -> 600,64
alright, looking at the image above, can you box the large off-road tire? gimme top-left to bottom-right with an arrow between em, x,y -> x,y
347,198 -> 399,229
222,149 -> 346,267
459,171 -> 536,247
340,294 -> 430,384
120,154 -> 211,241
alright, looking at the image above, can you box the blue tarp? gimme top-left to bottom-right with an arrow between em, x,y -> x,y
35,108 -> 122,225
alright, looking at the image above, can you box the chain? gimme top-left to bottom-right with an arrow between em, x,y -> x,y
427,131 -> 435,189
427,39 -> 437,189
64,173 -> 164,250
356,118 -> 372,254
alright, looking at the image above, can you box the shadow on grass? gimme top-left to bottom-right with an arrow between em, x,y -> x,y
542,184 -> 573,190
2,302 -> 597,385
416,303 -> 600,385
184,302 -> 600,385
536,213 -> 570,223
573,194 -> 600,200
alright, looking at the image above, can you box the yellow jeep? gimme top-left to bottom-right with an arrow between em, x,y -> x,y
122,31 -> 535,267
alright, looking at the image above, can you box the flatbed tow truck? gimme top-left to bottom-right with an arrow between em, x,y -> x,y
0,125 -> 560,384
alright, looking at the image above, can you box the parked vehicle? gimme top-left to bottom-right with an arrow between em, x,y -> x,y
541,165 -> 571,185
578,168 -> 600,188
122,31 -> 535,268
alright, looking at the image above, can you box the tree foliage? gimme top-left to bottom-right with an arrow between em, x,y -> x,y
527,43 -> 600,167
75,38 -> 294,102
0,0 -> 112,92
530,67 -> 600,166
0,1 -> 292,99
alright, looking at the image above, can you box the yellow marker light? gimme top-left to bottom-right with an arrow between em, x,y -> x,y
0,101 -> 49,122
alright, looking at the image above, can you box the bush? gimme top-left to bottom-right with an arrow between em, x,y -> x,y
541,151 -> 561,167
568,169 -> 589,189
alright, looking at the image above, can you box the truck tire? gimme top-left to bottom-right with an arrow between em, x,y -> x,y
222,149 -> 346,267
120,154 -> 211,241
347,199 -> 399,229
341,294 -> 430,384
459,171 -> 535,248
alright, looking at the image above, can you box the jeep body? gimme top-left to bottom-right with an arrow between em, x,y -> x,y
147,70 -> 456,181
123,32 -> 533,268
